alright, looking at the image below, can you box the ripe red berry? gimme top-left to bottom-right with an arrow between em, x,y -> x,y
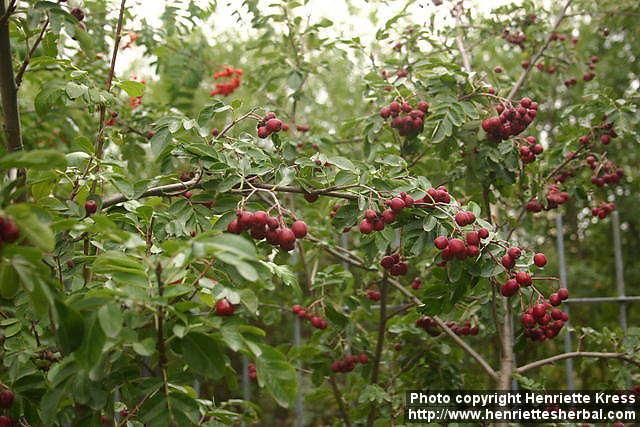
466,245 -> 479,257
237,211 -> 254,229
0,389 -> 14,408
253,211 -> 268,226
507,247 -> 522,259
515,271 -> 532,286
257,126 -> 270,139
500,279 -> 519,297
549,293 -> 561,306
532,304 -> 547,318
466,231 -> 480,246
434,236 -> 448,250
501,254 -> 515,269
215,298 -> 235,316
366,290 -> 381,301
304,192 -> 318,203
478,228 -> 489,239
358,353 -> 369,364
389,197 -> 405,212
411,277 -> 422,289
85,200 -> 98,215
71,7 -> 85,21
311,316 -> 327,329
227,219 -> 241,234
557,288 -> 569,300
265,118 -> 282,133
292,304 -> 303,314
359,219 -> 373,234
521,313 -> 536,328
0,416 -> 13,427
533,253 -> 547,267
447,238 -> 466,258
278,227 -> 296,246
380,255 -> 395,269
381,209 -> 396,224
291,220 -> 308,238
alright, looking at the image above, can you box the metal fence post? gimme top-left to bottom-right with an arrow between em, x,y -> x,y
555,214 -> 574,391
611,210 -> 627,332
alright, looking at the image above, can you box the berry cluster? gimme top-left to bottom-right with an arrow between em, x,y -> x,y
481,98 -> 538,142
330,353 -> 369,373
256,112 -> 284,139
589,159 -> 623,187
379,100 -> 429,137
519,136 -> 544,163
434,228 -> 488,262
380,253 -> 408,276
210,67 -> 243,96
215,298 -> 235,316
521,289 -> 569,341
0,216 -> 20,245
418,186 -> 451,206
291,305 -> 328,330
454,210 -> 476,227
247,363 -> 257,380
500,251 -> 546,296
358,192 -> 413,234
415,316 -> 441,336
446,320 -> 480,337
545,185 -> 570,209
502,29 -> 526,47
591,202 -> 616,219
410,277 -> 422,289
227,210 -> 307,252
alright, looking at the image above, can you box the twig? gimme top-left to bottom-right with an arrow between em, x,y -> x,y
15,16 -> 49,87
366,273 -> 389,427
516,351 -> 640,373
328,377 -> 352,427
388,278 -> 499,380
506,0 -> 573,100
453,1 -> 472,71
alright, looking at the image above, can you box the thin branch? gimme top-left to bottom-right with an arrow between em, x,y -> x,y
15,16 -> 49,87
453,1 -> 472,71
95,0 -> 127,159
0,0 -> 16,26
388,278 -> 499,381
366,273 -> 389,427
506,0 -> 573,100
516,351 -> 640,373
328,377 -> 352,427
0,0 -> 26,198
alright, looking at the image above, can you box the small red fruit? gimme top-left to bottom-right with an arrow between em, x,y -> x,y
557,288 -> 569,300
292,305 -> 303,314
0,389 -> 14,408
389,197 -> 405,212
501,254 -> 515,269
515,271 -> 532,286
265,118 -> 282,133
549,293 -> 562,306
434,236 -> 448,250
85,200 -> 98,215
359,219 -> 373,234
500,279 -> 519,297
215,298 -> 235,316
0,416 -> 13,427
366,290 -> 381,301
507,247 -> 522,259
380,256 -> 395,269
478,228 -> 489,239
533,253 -> 547,267
291,220 -> 308,238
466,231 -> 480,246
358,353 -> 369,364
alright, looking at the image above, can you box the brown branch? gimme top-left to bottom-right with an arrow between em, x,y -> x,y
453,1 -> 472,71
94,0 -> 127,159
388,278 -> 499,381
506,0 -> 573,100
15,16 -> 49,87
0,0 -> 25,198
328,377 -> 352,427
516,352 -> 640,374
366,273 -> 388,427
0,0 -> 16,26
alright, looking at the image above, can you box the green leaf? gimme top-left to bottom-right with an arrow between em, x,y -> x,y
98,303 -> 123,338
432,117 -> 452,143
75,313 -> 106,370
256,345 -> 297,408
0,262 -> 20,299
180,332 -> 226,379
0,149 -> 67,170
6,204 -> 55,252
55,299 -> 85,354
117,80 -> 146,97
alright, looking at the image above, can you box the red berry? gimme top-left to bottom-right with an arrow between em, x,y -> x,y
257,126 -> 270,138
466,245 -> 479,257
292,304 -> 303,314
380,255 -> 395,269
215,298 -> 235,316
515,271 -> 532,286
389,197 -> 405,212
447,238 -> 466,258
381,209 -> 396,224
507,247 -> 522,259
466,231 -> 480,246
359,219 -> 373,234
265,118 -> 282,133
501,254 -> 515,269
366,290 -> 381,301
227,219 -> 242,234
521,313 -> 536,328
291,220 -> 308,238
500,279 -> 519,297
253,211 -> 269,226
532,304 -> 547,318
237,211 -> 254,229
434,236 -> 448,250
0,416 -> 13,427
278,228 -> 296,247
85,200 -> 98,215
304,192 -> 319,203
358,353 -> 369,364
551,308 -> 564,320
557,288 -> 569,300
478,228 -> 489,239
411,277 -> 422,289
0,389 -> 14,408
549,293 -> 562,306
311,316 -> 327,329
533,253 -> 547,267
